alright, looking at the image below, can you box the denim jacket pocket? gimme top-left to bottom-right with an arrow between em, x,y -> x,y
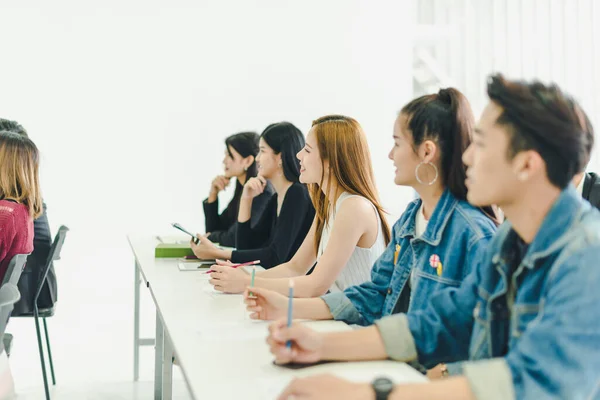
412,269 -> 462,287
408,271 -> 463,312
511,303 -> 540,338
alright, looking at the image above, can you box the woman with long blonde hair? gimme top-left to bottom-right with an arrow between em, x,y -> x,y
208,115 -> 390,297
0,131 -> 43,283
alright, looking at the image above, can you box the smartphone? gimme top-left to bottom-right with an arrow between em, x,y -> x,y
271,360 -> 334,369
171,222 -> 200,244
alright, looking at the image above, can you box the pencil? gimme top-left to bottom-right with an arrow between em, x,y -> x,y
250,267 -> 256,296
205,259 -> 260,274
286,279 -> 294,349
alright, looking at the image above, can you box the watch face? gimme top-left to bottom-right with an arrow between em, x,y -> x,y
373,377 -> 394,393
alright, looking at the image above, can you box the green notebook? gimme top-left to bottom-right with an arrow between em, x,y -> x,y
155,243 -> 195,258
154,235 -> 235,258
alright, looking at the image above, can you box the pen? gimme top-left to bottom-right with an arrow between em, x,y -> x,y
205,259 -> 260,274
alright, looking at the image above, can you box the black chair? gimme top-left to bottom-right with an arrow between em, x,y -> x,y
13,225 -> 68,400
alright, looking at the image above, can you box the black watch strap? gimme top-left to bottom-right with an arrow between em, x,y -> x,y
372,377 -> 394,400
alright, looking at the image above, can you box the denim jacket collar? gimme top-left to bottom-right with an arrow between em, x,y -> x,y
493,186 -> 582,269
397,189 -> 458,246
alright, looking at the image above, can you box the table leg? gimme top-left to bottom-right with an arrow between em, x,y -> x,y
154,311 -> 164,399
133,260 -> 141,381
162,331 -> 173,399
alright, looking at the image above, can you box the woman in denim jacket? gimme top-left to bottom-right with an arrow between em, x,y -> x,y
245,89 -> 498,344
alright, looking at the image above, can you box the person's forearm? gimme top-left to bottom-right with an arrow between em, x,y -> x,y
390,377 -> 475,400
215,248 -> 232,260
238,197 -> 253,223
321,325 -> 388,361
254,274 -> 328,298
293,297 -> 333,320
258,261 -> 299,279
207,190 -> 218,203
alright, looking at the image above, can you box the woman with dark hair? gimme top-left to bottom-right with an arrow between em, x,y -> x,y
192,122 -> 315,269
202,131 -> 274,247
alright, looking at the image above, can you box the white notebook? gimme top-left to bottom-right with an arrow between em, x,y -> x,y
178,262 -> 265,272
177,261 -> 214,271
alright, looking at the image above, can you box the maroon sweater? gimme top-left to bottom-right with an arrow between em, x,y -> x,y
0,200 -> 34,283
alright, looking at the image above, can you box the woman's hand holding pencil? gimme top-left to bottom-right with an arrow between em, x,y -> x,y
266,319 -> 324,365
243,286 -> 288,320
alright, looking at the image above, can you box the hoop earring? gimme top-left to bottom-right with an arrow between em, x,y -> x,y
415,162 -> 438,186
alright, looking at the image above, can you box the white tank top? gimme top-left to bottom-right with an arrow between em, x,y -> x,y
317,192 -> 387,293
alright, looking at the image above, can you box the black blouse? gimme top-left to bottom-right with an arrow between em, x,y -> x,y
203,180 -> 274,247
231,182 -> 315,269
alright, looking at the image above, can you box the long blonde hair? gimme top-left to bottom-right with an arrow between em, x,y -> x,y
309,115 -> 391,251
0,131 -> 42,219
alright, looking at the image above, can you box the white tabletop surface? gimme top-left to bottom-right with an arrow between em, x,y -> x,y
128,235 -> 427,399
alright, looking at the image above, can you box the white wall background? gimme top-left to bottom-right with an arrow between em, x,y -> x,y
3,0 -> 600,394
0,0 -> 414,389
416,0 -> 600,167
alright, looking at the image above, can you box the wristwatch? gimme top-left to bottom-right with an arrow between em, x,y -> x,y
371,377 -> 394,400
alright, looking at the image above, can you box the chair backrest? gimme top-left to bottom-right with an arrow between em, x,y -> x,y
1,254 -> 29,287
34,225 -> 69,305
0,284 -> 20,353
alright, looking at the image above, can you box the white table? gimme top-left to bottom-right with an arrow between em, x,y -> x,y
129,235 -> 427,399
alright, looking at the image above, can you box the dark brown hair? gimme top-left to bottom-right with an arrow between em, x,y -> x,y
225,131 -> 260,178
487,74 -> 594,188
260,122 -> 305,183
0,119 -> 27,137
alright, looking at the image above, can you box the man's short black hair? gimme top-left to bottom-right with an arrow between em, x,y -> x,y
487,74 -> 594,188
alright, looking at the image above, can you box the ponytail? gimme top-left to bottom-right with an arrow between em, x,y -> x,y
436,88 -> 473,201
401,88 -> 499,224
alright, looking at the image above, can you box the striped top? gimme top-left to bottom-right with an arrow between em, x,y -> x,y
317,192 -> 386,293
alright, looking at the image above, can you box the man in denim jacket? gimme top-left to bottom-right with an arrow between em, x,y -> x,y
266,74 -> 600,400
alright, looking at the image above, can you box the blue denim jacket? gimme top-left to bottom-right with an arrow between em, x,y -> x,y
323,189 -> 497,326
376,187 -> 600,400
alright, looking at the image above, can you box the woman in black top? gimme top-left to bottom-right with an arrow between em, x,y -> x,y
192,122 -> 314,269
203,132 -> 274,247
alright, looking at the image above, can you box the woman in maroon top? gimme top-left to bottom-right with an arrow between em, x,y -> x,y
0,130 -> 43,284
